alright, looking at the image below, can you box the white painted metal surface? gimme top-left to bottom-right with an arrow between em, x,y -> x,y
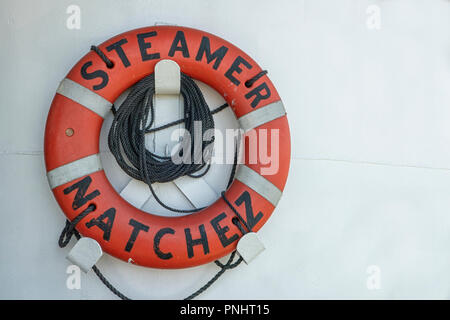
1,0 -> 450,299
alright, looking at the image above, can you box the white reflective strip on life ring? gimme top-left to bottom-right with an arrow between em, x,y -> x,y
56,78 -> 112,118
235,165 -> 282,207
238,100 -> 286,132
47,154 -> 103,189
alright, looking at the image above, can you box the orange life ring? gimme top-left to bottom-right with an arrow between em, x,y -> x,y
44,26 -> 291,269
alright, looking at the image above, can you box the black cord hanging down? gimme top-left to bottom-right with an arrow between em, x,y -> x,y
58,204 -> 131,300
58,193 -> 250,301
57,45 -> 268,300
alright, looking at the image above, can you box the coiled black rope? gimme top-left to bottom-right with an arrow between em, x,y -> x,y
108,72 -> 217,213
57,45 -> 267,300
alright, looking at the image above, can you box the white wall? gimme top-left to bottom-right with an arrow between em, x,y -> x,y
1,0 -> 450,299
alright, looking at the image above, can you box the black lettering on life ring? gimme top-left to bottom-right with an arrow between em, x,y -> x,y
63,175 -> 100,210
168,30 -> 190,58
225,56 -> 253,86
85,208 -> 116,241
137,31 -> 161,61
211,212 -> 239,248
235,191 -> 263,230
154,227 -> 175,260
245,82 -> 271,108
125,219 -> 149,252
106,38 -> 131,68
80,61 -> 109,91
195,36 -> 228,70
185,224 -> 209,259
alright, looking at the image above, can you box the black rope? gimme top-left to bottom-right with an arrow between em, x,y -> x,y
57,195 -> 249,300
92,265 -> 130,300
245,70 -> 268,88
57,46 -> 265,300
184,251 -> 243,300
108,72 -> 216,213
58,192 -> 249,300
90,45 -> 114,68
58,204 -> 95,247
58,204 -> 131,300
185,191 -> 252,300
